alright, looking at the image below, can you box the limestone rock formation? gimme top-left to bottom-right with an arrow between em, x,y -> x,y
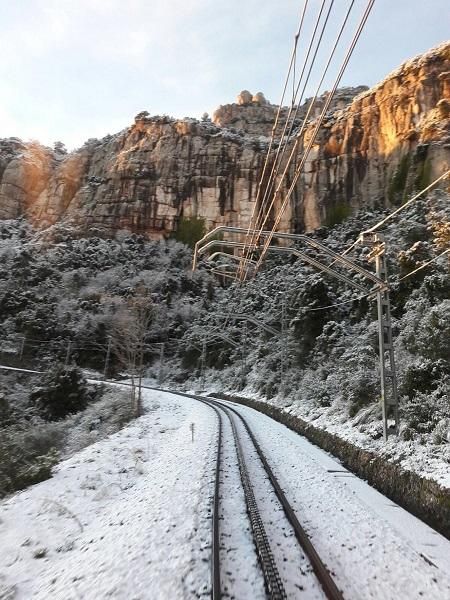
0,43 -> 449,238
212,86 -> 368,138
296,42 -> 450,230
236,90 -> 253,106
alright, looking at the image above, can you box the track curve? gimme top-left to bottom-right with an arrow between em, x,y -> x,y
152,387 -> 344,599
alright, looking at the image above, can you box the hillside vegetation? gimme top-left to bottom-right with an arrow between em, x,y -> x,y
0,191 -> 449,465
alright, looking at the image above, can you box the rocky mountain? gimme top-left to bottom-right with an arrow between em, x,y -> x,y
0,42 -> 449,238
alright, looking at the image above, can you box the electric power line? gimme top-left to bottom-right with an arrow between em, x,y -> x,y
256,0 -> 375,263
245,0 -> 369,280
398,248 -> 450,281
336,168 -> 450,259
366,169 -> 450,233
237,0 -> 310,280
301,290 -> 376,312
240,0 -> 342,279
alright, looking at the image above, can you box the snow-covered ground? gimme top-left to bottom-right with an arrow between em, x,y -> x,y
284,398 -> 450,490
0,389 -> 216,599
1,386 -> 450,599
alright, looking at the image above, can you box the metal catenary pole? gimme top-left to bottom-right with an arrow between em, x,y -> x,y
19,336 -> 26,361
65,340 -> 72,366
200,337 -> 207,389
137,340 -> 144,417
103,336 -> 112,379
360,232 -> 399,440
280,294 -> 287,392
158,342 -> 165,386
240,321 -> 248,390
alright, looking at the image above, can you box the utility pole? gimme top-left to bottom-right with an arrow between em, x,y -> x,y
65,340 -> 72,366
137,340 -> 144,417
280,295 -> 287,393
240,321 -> 248,390
200,337 -> 206,390
103,336 -> 111,380
19,336 -> 26,362
158,342 -> 165,386
360,232 -> 399,440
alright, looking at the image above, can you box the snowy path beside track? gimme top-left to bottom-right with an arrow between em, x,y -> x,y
0,389 -> 217,600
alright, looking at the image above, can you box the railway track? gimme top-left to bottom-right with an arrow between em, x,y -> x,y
97,381 -> 342,598
167,389 -> 344,600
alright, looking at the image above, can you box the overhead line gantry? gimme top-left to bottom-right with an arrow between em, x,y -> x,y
193,225 -> 399,440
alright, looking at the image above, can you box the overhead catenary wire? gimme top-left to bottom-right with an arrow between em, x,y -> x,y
398,247 -> 450,281
1,336 -> 179,352
366,169 -> 450,233
238,0 -> 321,281
239,0 -> 334,278
238,0 -> 338,280
241,0 -> 363,281
218,247 -> 448,314
257,0 -> 374,267
237,0 -> 310,280
301,290 -> 375,312
252,0 -> 375,277
335,168 -> 450,260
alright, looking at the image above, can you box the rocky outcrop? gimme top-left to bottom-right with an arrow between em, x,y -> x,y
0,43 -> 449,238
212,86 -> 368,138
296,42 -> 450,231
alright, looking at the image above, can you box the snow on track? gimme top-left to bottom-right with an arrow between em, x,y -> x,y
0,389 -> 217,600
232,412 -> 326,599
216,408 -> 266,599
221,399 -> 450,600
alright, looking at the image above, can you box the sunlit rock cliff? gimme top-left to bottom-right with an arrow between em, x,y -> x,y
0,42 -> 449,237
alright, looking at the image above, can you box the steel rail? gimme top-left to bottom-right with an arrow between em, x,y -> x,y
165,389 -> 286,598
175,392 -> 223,599
219,400 -> 287,599
207,396 -> 345,600
207,400 -> 223,600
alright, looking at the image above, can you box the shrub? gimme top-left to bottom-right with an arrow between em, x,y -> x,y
0,425 -> 61,497
414,156 -> 432,190
401,387 -> 450,436
388,153 -> 411,204
325,202 -> 352,227
29,364 -> 90,421
400,359 -> 449,400
174,217 -> 206,248
344,370 -> 378,417
0,383 -> 134,498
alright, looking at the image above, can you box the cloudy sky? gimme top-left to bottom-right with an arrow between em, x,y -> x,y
1,0 -> 448,149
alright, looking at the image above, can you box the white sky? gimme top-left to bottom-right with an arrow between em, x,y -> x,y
1,0 -> 448,150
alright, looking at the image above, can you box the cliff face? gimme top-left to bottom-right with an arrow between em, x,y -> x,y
296,42 -> 450,231
0,43 -> 449,238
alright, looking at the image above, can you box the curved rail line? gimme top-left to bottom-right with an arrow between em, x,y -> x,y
211,397 -> 344,600
219,399 -> 287,599
162,388 -> 344,600
132,384 -> 344,599
209,401 -> 222,600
